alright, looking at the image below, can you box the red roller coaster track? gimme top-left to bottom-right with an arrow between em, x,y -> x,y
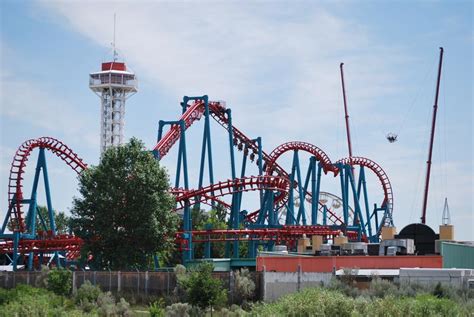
336,156 -> 393,212
2,137 -> 87,260
8,137 -> 87,233
172,176 -> 289,210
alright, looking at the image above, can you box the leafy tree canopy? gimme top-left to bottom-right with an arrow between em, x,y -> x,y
8,206 -> 70,235
71,138 -> 178,270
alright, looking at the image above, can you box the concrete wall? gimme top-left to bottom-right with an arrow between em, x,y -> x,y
262,270 -> 332,301
399,268 -> 474,289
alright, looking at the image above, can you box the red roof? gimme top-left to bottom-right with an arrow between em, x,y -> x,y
102,62 -> 126,71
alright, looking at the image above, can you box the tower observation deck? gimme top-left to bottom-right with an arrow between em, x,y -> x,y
89,61 -> 137,154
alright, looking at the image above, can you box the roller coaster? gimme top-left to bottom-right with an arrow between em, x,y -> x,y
0,95 -> 394,270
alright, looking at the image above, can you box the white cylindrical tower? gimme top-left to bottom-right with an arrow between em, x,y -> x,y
89,61 -> 137,154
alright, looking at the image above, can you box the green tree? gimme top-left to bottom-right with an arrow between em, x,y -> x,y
71,138 -> 179,270
8,206 -> 71,234
179,262 -> 227,310
36,206 -> 71,234
192,207 -> 227,259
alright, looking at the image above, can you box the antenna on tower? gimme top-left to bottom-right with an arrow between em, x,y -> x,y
112,13 -> 118,61
442,197 -> 451,225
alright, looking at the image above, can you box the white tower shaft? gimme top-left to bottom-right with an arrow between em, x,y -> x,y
100,88 -> 126,153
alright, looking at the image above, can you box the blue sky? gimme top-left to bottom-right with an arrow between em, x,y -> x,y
1,0 -> 472,240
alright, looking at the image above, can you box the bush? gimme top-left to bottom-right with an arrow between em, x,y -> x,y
249,286 -> 466,317
47,268 -> 73,296
96,291 -> 132,317
34,265 -> 50,288
165,302 -> 192,317
179,262 -> 227,310
367,277 -> 398,298
219,304 -> 248,316
74,280 -> 102,312
149,298 -> 166,317
234,268 -> 255,304
0,284 -> 76,317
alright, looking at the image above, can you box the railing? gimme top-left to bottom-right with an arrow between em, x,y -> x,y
89,74 -> 137,87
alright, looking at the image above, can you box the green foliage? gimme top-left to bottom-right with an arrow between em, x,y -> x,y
165,302 -> 192,317
0,284 -> 78,317
178,262 -> 228,310
47,268 -> 73,296
218,304 -> 248,316
192,207 -> 228,259
234,268 -> 255,304
35,205 -> 71,234
74,280 -> 102,312
7,205 -> 71,234
250,286 -> 468,317
149,298 -> 166,317
367,277 -> 399,298
71,138 -> 179,270
34,265 -> 50,288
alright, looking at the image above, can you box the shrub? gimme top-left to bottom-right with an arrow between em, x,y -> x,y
149,298 -> 166,317
219,304 -> 248,316
0,284 -> 76,317
47,268 -> 73,296
97,291 -> 117,316
75,280 -> 102,304
165,302 -> 192,317
116,297 -> 132,316
34,265 -> 50,288
96,291 -> 132,317
74,280 -> 102,312
179,262 -> 227,310
234,268 -> 255,304
367,277 -> 398,298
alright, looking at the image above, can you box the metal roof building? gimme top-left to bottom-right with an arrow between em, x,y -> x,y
441,241 -> 474,269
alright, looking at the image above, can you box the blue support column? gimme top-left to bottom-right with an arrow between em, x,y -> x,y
181,122 -> 192,261
39,149 -> 56,236
323,205 -> 327,225
346,166 -> 366,239
293,151 -> 306,225
314,163 -> 322,225
358,167 -> 372,239
338,164 -> 349,226
13,231 -> 19,271
286,151 -> 298,225
1,202 -> 13,236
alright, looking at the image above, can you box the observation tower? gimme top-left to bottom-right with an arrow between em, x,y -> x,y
89,52 -> 137,154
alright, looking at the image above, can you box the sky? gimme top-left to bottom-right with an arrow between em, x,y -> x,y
0,0 -> 472,240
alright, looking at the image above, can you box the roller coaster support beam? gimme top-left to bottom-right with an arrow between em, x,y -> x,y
293,151 -> 307,225
356,166 -> 373,240
185,96 -> 215,196
323,205 -> 328,225
158,119 -> 192,261
301,157 -> 322,226
337,163 -> 349,227
286,150 -> 305,225
345,165 -> 366,240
